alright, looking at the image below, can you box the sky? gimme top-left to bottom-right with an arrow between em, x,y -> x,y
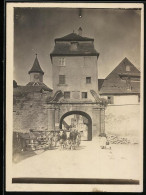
14,8 -> 141,88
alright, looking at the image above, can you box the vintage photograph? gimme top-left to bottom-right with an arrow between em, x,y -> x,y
6,3 -> 143,192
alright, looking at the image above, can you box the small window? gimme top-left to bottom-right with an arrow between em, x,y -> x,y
33,82 -> 39,86
59,58 -> 65,66
86,77 -> 91,84
107,96 -> 114,104
64,91 -> 70,99
59,75 -> 65,84
82,92 -> 87,99
126,65 -> 130,71
34,74 -> 39,80
126,77 -> 132,91
70,42 -> 78,51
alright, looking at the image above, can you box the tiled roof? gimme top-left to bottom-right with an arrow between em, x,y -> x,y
28,56 -> 44,75
98,79 -> 105,91
15,132 -> 30,139
99,57 -> 140,95
50,42 -> 99,56
118,72 -> 140,77
13,86 -> 43,95
13,82 -> 52,96
55,32 -> 94,42
26,82 -> 52,91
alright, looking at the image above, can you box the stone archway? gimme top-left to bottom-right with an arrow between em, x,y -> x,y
59,111 -> 92,141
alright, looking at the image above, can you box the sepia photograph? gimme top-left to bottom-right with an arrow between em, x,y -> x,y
6,2 -> 143,192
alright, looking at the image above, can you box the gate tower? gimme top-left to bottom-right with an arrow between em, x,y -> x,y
47,28 -> 106,140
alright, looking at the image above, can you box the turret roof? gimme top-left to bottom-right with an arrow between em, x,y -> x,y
28,55 -> 44,75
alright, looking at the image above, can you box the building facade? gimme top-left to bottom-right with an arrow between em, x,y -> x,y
98,57 -> 140,140
99,57 -> 140,104
13,28 -> 107,141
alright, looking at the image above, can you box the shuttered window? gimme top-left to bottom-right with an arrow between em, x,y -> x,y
64,91 -> 70,99
59,58 -> 65,66
126,65 -> 130,71
59,75 -> 65,84
82,92 -> 87,99
86,77 -> 91,84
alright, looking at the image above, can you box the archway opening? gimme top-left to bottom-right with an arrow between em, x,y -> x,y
59,111 -> 92,141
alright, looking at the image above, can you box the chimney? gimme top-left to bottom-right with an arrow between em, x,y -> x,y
78,27 -> 82,36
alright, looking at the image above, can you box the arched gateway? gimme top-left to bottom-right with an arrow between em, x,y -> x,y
59,111 -> 92,141
46,94 -> 106,140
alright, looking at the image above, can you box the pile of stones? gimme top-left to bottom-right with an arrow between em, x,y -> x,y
107,135 -> 131,144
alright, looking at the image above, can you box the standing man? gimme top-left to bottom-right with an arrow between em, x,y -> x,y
100,134 -> 107,149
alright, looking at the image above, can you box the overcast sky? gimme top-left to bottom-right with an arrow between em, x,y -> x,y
14,8 -> 141,88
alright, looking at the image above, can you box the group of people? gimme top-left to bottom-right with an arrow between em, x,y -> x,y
37,129 -> 81,150
59,129 -> 81,150
15,130 -> 111,152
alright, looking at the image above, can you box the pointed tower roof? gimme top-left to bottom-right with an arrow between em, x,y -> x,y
28,54 -> 44,75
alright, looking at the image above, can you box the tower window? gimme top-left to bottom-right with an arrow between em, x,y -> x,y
59,75 -> 65,84
82,92 -> 87,99
70,42 -> 78,51
59,58 -> 65,66
34,74 -> 39,79
64,91 -> 70,99
86,77 -> 91,84
126,65 -> 130,71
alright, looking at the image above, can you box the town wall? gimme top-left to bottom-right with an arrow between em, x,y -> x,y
13,99 -> 105,139
13,100 -> 48,133
105,104 -> 140,142
101,95 -> 139,105
113,95 -> 139,104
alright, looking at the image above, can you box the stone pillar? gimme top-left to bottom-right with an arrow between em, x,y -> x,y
55,106 -> 60,130
100,108 -> 105,134
93,107 -> 101,137
48,106 -> 55,131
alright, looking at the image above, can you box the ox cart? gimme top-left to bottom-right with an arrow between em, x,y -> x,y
17,129 -> 82,152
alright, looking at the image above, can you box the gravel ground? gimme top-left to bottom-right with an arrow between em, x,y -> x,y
12,139 -> 140,180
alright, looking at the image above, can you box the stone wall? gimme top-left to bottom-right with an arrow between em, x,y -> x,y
105,104 -> 140,142
13,100 -> 48,133
101,95 -> 139,105
13,96 -> 106,139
